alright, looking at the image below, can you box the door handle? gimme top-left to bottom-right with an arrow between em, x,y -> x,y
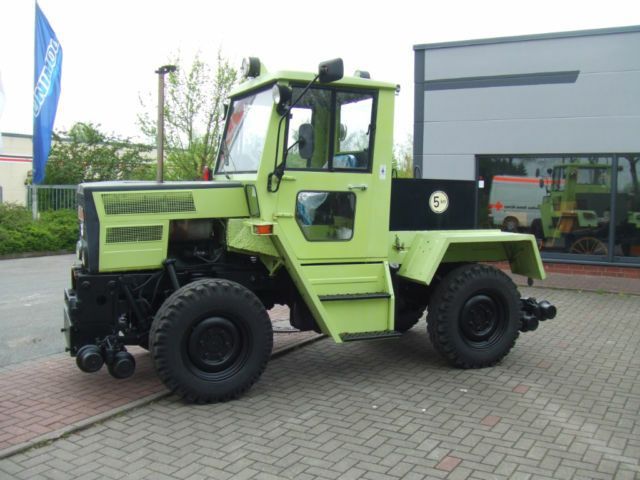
348,184 -> 368,191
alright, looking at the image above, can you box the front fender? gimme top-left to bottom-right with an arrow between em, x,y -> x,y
394,230 -> 545,285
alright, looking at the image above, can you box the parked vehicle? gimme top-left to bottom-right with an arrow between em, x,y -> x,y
534,163 -> 638,254
64,58 -> 556,402
488,175 -> 547,231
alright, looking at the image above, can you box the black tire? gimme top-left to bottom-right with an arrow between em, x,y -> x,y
427,264 -> 521,368
502,216 -> 519,232
138,337 -> 149,351
394,305 -> 425,333
530,218 -> 544,240
150,279 -> 273,403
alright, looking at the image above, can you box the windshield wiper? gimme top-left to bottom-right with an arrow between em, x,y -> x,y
220,141 -> 238,179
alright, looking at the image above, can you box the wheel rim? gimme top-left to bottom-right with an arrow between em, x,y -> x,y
503,218 -> 518,232
459,293 -> 506,347
569,237 -> 607,255
186,316 -> 248,379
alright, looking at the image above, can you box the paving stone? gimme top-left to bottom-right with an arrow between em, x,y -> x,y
0,288 -> 639,480
435,455 -> 462,472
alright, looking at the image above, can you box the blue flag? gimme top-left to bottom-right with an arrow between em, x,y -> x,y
33,3 -> 62,184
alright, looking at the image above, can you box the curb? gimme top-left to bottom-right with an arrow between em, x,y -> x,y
0,391 -> 168,460
0,333 -> 326,460
513,279 -> 640,297
0,250 -> 73,261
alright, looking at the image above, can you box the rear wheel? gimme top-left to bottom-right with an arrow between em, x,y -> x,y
427,264 -> 521,368
569,236 -> 607,255
502,216 -> 519,232
150,279 -> 273,403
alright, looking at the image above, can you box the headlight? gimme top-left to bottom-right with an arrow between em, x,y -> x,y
272,84 -> 292,115
241,57 -> 261,79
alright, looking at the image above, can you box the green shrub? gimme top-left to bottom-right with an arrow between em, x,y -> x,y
0,203 -> 78,255
0,203 -> 32,228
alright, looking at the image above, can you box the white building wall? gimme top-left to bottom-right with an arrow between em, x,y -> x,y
0,134 -> 32,205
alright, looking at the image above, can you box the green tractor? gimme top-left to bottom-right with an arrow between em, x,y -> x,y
64,58 -> 556,402
534,163 -> 639,255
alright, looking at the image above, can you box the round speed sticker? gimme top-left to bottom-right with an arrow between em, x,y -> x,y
429,190 -> 449,214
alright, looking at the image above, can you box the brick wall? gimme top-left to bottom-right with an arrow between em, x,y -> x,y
542,262 -> 640,278
491,260 -> 640,279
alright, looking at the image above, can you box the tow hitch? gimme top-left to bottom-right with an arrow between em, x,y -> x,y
520,297 -> 557,332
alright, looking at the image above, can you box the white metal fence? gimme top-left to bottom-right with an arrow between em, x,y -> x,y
26,185 -> 77,218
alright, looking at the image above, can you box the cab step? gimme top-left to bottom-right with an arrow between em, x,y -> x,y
340,331 -> 402,342
319,292 -> 390,302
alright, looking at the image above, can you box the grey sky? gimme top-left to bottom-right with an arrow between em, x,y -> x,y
1,0 -> 639,145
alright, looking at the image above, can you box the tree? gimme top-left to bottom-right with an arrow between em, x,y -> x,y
43,122 -> 154,184
392,135 -> 413,178
138,51 -> 237,180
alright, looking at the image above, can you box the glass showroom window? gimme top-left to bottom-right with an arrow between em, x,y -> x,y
478,155 -> 618,258
615,154 -> 640,258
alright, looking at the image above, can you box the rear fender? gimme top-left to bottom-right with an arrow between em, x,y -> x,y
396,230 -> 545,285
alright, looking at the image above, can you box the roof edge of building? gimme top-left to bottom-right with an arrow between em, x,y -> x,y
413,24 -> 640,51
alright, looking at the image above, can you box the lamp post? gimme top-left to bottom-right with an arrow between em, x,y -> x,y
155,65 -> 177,183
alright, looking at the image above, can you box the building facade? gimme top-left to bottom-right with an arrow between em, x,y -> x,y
0,133 -> 32,204
414,26 -> 640,267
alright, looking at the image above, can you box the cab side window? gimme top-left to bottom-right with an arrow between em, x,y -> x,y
285,88 -> 375,172
286,89 -> 331,170
334,92 -> 374,170
296,191 -> 356,241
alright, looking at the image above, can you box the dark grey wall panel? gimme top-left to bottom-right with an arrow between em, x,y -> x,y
425,71 -> 579,91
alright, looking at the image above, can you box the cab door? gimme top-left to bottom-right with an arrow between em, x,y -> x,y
274,87 -> 388,261
271,86 -> 395,340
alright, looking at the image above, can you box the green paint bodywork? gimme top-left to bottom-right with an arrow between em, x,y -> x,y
85,67 -> 548,343
391,230 -> 545,285
95,184 -> 248,272
540,163 -> 610,239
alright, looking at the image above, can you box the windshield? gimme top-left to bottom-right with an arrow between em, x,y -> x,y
216,88 -> 272,173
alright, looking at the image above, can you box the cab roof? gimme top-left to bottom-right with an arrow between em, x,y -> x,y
229,70 -> 397,98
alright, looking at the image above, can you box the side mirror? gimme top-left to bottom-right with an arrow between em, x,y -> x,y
298,124 -> 314,160
547,168 -> 553,175
318,58 -> 344,83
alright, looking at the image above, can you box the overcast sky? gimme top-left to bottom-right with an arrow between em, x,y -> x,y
1,0 -> 639,146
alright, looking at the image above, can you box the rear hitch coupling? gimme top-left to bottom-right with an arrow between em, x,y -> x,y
75,336 -> 136,379
520,297 -> 557,332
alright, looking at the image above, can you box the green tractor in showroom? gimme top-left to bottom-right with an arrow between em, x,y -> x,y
64,58 -> 556,402
534,163 -> 640,255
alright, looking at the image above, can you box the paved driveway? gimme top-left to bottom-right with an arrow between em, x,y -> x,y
0,254 -> 74,366
1,287 -> 638,479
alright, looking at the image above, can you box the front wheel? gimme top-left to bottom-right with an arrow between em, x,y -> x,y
427,264 -> 521,368
150,279 -> 273,403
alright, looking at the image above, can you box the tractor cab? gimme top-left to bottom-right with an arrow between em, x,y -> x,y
213,58 -> 399,341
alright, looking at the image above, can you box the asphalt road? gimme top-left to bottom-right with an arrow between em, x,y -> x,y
0,254 -> 75,366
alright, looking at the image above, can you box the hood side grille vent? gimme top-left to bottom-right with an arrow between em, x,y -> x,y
102,192 -> 196,215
